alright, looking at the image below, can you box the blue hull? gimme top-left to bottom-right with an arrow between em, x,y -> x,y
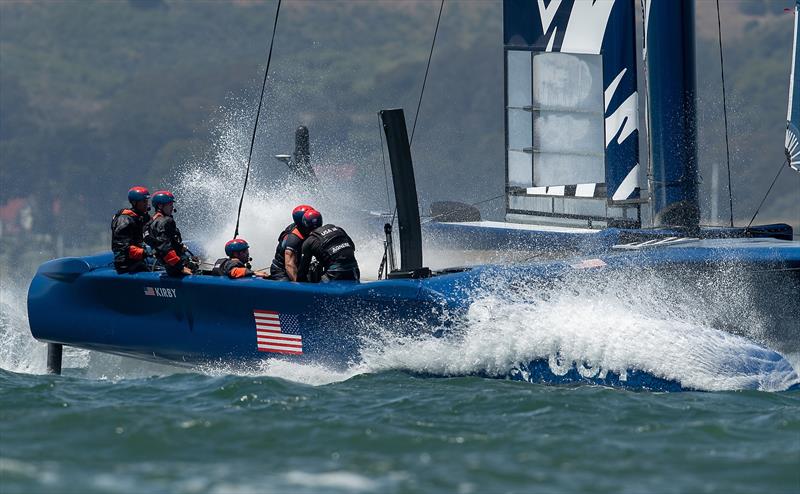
28,237 -> 800,391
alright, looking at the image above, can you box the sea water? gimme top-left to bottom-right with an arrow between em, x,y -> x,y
3,256 -> 799,494
2,112 -> 798,493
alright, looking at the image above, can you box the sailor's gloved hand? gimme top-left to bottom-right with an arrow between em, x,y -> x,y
185,257 -> 201,274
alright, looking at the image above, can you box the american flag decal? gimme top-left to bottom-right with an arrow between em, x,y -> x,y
144,287 -> 156,296
254,310 -> 302,355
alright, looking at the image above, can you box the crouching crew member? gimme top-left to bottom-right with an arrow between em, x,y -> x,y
269,204 -> 314,281
297,210 -> 360,282
111,186 -> 152,274
144,190 -> 192,276
213,238 -> 267,279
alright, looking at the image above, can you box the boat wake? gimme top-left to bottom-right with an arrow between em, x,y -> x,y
361,264 -> 800,391
357,270 -> 800,392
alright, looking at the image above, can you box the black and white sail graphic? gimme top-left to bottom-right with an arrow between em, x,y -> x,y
503,0 -> 641,228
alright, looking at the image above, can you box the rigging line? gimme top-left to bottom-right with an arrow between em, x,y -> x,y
409,0 -> 445,147
233,0 -> 282,239
716,0 -> 735,228
745,159 -> 787,230
386,0 -> 445,229
377,114 -> 391,211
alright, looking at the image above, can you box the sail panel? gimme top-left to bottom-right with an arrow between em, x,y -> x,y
503,0 -> 641,228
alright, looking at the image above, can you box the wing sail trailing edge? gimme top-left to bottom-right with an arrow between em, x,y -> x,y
786,0 -> 800,172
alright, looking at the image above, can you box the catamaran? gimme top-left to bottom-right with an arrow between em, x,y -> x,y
27,0 -> 800,391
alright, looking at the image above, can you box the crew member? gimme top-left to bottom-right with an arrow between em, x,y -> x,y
144,190 -> 192,276
212,238 -> 267,279
269,204 -> 315,281
297,210 -> 360,282
111,186 -> 152,274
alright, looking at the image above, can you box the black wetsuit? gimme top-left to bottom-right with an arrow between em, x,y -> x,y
211,258 -> 254,279
269,223 -> 306,281
144,212 -> 186,276
298,224 -> 360,282
111,208 -> 150,273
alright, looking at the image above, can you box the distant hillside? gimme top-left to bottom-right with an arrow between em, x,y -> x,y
0,0 -> 797,242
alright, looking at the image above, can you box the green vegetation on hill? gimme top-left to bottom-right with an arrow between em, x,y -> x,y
0,0 -> 797,245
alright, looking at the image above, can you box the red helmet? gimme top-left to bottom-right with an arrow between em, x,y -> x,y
151,190 -> 175,209
292,204 -> 315,226
225,238 -> 250,257
301,209 -> 323,231
127,186 -> 150,203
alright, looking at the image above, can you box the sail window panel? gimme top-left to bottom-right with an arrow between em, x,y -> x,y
533,153 -> 605,187
508,195 -> 552,212
532,111 -> 604,156
507,150 -> 533,187
507,109 -> 532,150
532,52 -> 603,112
553,197 -> 607,217
507,50 -> 532,108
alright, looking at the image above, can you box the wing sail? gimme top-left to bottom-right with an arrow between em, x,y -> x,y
786,0 -> 800,172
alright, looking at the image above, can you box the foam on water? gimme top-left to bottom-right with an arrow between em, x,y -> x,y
356,269 -> 799,392
0,275 -> 46,374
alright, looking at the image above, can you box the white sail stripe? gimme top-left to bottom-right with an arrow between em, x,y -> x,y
545,29 -> 557,52
547,186 -> 565,196
526,186 -> 548,195
559,0 -> 614,55
605,92 -> 638,147
254,315 -> 280,321
612,163 -> 640,201
604,68 -> 627,111
575,183 -> 597,198
256,322 -> 281,328
537,0 -> 563,34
